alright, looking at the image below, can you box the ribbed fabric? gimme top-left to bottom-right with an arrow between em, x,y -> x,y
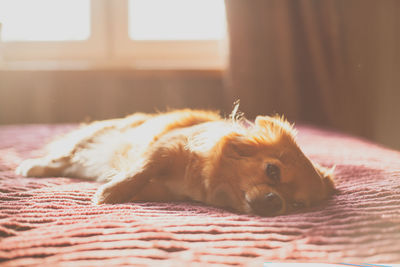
0,124 -> 399,266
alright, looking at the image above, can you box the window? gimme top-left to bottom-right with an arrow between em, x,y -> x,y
0,0 -> 227,69
129,0 -> 226,41
0,0 -> 90,41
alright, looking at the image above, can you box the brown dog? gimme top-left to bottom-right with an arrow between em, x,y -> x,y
16,108 -> 335,216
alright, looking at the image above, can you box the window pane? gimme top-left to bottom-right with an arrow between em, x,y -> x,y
129,0 -> 226,41
0,0 -> 90,41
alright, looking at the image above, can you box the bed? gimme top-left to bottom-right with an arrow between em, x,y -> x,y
1,124 -> 399,265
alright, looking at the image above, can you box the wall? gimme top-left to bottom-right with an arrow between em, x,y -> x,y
0,69 -> 224,124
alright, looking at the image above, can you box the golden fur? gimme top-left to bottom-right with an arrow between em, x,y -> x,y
16,108 -> 335,216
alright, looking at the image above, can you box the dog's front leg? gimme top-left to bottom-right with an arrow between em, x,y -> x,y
92,139 -> 179,205
93,133 -> 191,205
93,158 -> 157,204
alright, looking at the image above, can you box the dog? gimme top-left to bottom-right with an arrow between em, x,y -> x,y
16,107 -> 335,216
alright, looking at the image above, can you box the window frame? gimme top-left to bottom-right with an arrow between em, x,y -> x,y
0,0 -> 227,69
1,0 -> 108,62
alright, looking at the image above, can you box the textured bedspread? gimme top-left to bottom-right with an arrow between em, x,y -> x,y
0,124 -> 399,266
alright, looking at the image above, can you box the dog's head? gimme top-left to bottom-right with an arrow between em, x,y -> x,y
207,115 -> 336,216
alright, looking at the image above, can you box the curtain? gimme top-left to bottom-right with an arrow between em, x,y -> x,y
224,0 -> 400,144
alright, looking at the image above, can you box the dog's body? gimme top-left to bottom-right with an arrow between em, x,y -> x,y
17,109 -> 335,216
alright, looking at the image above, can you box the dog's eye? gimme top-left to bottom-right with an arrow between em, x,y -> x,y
266,164 -> 280,184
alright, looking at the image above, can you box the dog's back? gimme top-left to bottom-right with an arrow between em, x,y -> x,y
17,110 -> 221,181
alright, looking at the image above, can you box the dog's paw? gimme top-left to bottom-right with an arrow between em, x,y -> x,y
92,169 -> 150,205
16,159 -> 47,177
92,185 -> 111,204
92,182 -> 128,204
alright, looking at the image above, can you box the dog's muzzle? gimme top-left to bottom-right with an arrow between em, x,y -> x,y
249,192 -> 283,216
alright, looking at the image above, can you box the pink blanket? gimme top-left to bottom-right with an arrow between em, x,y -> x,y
0,124 -> 399,265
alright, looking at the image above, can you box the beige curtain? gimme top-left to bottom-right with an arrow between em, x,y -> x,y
224,0 -> 400,143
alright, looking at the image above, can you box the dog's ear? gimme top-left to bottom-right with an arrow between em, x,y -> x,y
255,115 -> 284,129
255,116 -> 271,128
222,133 -> 257,158
315,164 -> 338,195
323,175 -> 337,195
255,115 -> 297,140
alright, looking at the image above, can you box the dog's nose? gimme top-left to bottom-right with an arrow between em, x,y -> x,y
249,192 -> 283,216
